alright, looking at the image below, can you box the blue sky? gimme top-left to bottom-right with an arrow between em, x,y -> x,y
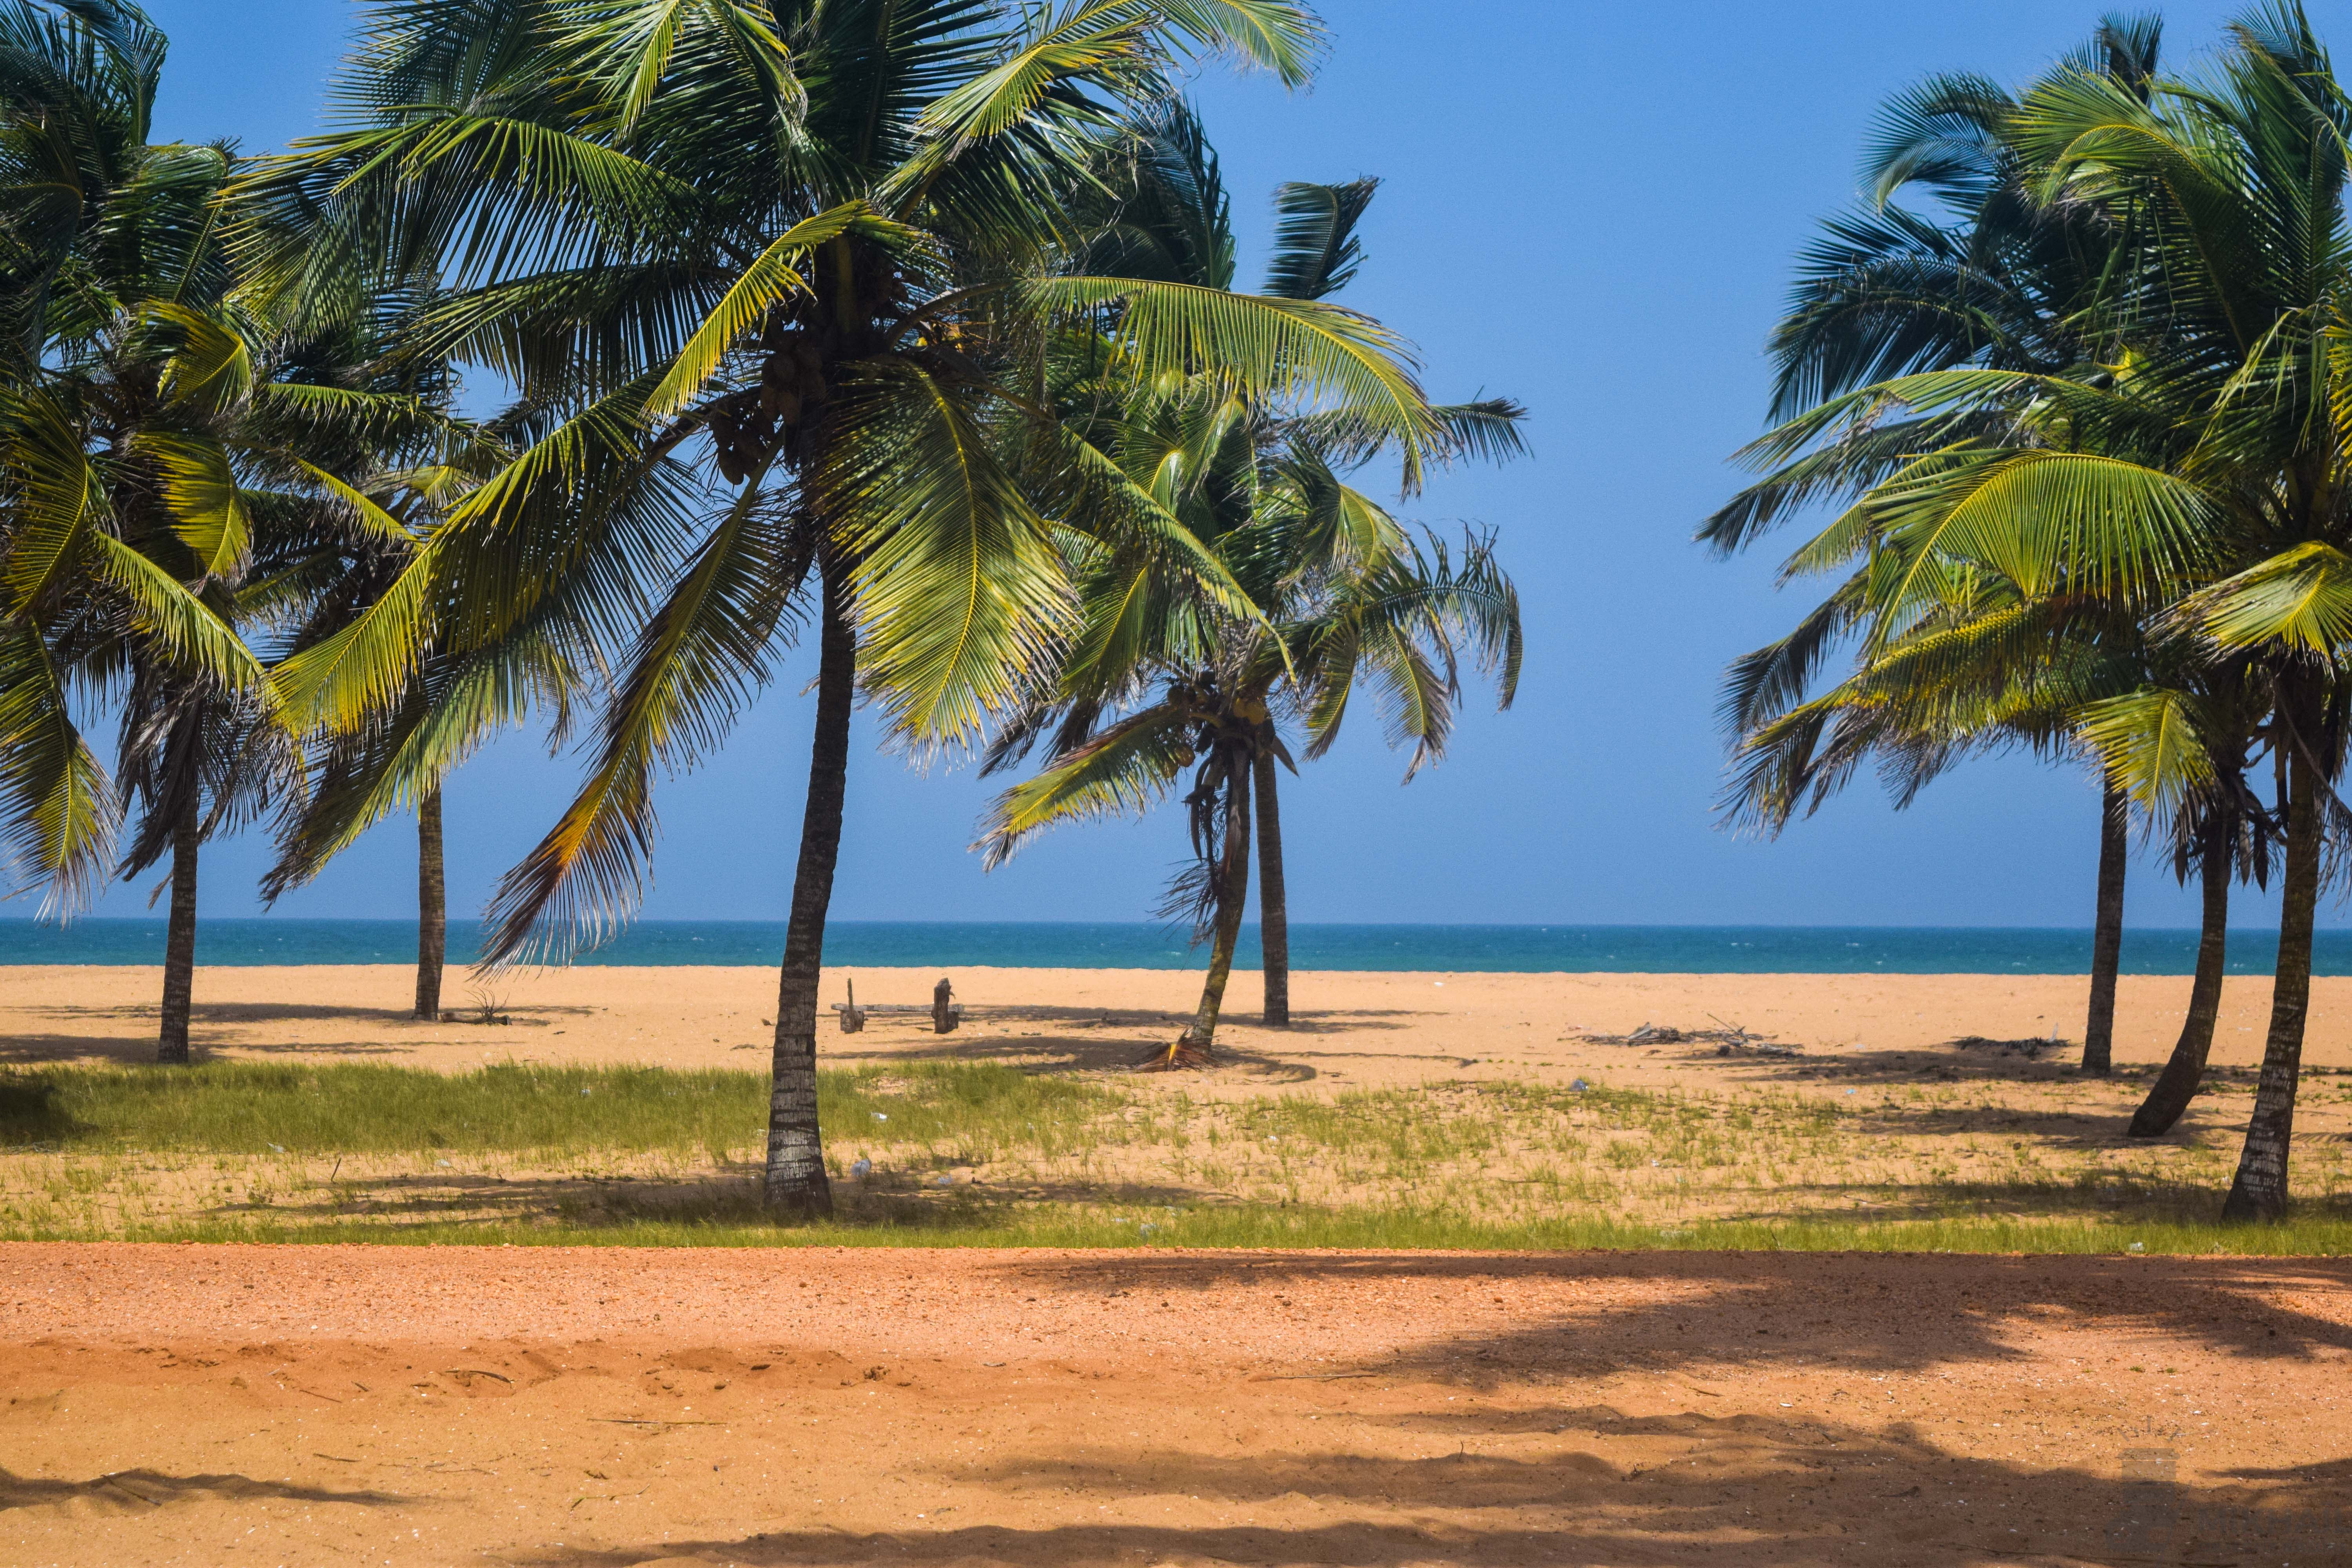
102,0 -> 2303,931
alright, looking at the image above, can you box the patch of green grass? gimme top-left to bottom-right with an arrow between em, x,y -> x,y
0,1059 -> 1116,1161
1,1060 -> 2346,1255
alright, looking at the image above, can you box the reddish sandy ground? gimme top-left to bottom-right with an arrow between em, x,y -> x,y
2,1243 -> 2348,1567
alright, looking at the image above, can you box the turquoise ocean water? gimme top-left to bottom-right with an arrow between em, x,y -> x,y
2,919 -> 2347,974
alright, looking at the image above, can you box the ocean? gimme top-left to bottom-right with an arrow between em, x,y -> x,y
0,919 -> 2346,974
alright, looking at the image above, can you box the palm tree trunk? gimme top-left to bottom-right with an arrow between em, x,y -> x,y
415,787 -> 446,1021
1169,757 -> 1252,1065
2082,784 -> 2128,1075
158,795 -> 199,1065
2129,814 -> 2230,1139
762,550 -> 852,1219
1252,740 -> 1290,1027
2223,733 -> 2319,1221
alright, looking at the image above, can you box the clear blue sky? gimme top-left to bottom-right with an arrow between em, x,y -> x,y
107,0 -> 2298,931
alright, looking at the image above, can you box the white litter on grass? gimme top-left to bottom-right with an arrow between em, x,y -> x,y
872,1112 -> 888,1121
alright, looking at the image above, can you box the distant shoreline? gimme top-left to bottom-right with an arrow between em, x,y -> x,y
5,918 -> 2350,976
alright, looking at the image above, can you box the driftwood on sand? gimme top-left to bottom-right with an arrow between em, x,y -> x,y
1577,1019 -> 1803,1057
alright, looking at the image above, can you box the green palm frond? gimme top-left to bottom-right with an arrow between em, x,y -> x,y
0,387 -> 108,617
2185,541 -> 2352,654
827,360 -> 1076,744
647,202 -> 924,418
2078,685 -> 2216,809
481,477 -> 809,962
87,532 -> 265,691
0,624 -> 118,914
1262,176 -> 1375,301
1019,277 -> 1438,487
136,433 -> 252,582
978,701 -> 1196,865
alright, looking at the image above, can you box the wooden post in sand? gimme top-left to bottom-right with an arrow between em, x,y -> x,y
836,978 -> 866,1034
932,977 -> 960,1034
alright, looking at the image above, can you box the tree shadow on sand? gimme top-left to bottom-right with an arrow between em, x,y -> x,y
517,1402 -> 2349,1566
500,1247 -> 2346,1568
0,1465 -> 411,1514
975,1250 -> 2352,1374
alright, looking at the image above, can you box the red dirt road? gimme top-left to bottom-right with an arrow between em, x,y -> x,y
2,1244 -> 2348,1566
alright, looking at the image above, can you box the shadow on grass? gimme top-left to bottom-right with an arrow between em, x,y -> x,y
1697,1171 -> 2352,1229
207,1167 -> 1222,1237
0,1031 -> 422,1066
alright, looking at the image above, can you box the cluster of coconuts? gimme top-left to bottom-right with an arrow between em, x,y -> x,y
708,331 -> 828,483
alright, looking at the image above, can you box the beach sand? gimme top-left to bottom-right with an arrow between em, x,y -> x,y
3,968 -> 2350,1562
1,1241 -> 2348,1566
7,963 -> 2352,1091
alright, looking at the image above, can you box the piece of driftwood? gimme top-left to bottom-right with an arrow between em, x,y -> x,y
1950,1034 -> 2059,1059
1577,1018 -> 1803,1057
932,977 -> 962,1034
835,978 -> 866,1034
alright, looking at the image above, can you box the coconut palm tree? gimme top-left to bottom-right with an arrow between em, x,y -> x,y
1722,5 -> 2352,1218
0,0 -> 427,1059
236,0 -> 1449,1214
983,505 -> 1517,1065
975,106 -> 1518,1060
1706,12 -> 2170,1076
2075,666 -> 2275,1138
252,410 -> 557,1023
1999,2 -> 2352,1218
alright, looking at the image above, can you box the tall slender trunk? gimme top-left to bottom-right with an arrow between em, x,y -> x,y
1168,756 -> 1251,1065
415,787 -> 446,1021
158,795 -> 199,1065
2129,814 -> 2230,1139
2224,731 -> 2319,1221
763,550 -> 853,1219
1252,739 -> 1290,1027
2082,784 -> 2128,1075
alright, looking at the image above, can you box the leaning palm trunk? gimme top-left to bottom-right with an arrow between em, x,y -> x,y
2224,732 -> 2319,1221
415,788 -> 446,1020
2129,815 -> 2230,1139
2082,785 -> 2127,1075
1252,740 -> 1290,1027
763,552 -> 854,1218
1159,759 -> 1252,1069
158,797 -> 200,1065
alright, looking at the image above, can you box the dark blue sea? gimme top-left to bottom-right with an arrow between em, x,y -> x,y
0,919 -> 2344,974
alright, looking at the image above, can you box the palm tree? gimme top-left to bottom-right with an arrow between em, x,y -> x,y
253,414 -> 550,1024
976,106 -> 1518,1061
1249,177 -> 1523,1024
1721,5 -> 2352,1218
2000,3 -> 2352,1217
238,0 -> 1444,1214
2077,670 -> 2274,1138
0,0 -> 414,1059
1705,13 -> 2169,1076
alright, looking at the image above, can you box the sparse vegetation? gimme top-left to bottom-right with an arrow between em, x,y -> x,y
1,1060 -> 2343,1254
